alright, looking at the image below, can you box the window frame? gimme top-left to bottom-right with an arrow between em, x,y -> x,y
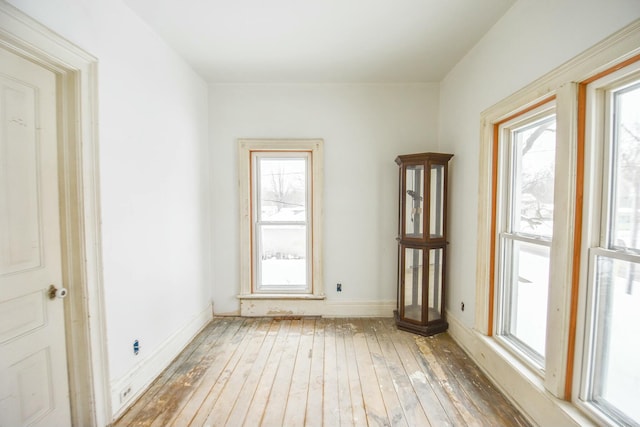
494,102 -> 557,372
576,62 -> 640,427
238,139 -> 324,305
251,151 -> 311,294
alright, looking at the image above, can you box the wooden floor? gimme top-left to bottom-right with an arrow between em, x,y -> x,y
114,317 -> 530,427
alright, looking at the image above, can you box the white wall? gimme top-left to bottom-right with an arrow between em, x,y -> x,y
209,83 -> 439,315
6,0 -> 211,417
439,0 -> 640,328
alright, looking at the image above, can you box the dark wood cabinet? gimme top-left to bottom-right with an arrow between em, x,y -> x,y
394,152 -> 453,336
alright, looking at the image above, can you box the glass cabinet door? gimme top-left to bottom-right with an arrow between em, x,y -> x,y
427,247 -> 444,321
429,164 -> 445,239
404,164 -> 424,239
402,247 -> 424,323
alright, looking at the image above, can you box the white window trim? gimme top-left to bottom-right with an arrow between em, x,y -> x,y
238,139 -> 325,315
471,19 -> 640,427
479,90 -> 576,398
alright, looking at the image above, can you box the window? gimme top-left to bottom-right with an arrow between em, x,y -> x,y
580,67 -> 640,426
496,104 -> 557,369
238,139 -> 324,305
475,23 -> 640,427
252,152 -> 310,293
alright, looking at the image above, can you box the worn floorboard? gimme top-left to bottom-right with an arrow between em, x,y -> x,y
113,317 -> 531,427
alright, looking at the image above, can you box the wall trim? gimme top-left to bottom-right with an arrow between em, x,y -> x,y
110,306 -> 212,418
324,300 -> 395,317
0,2 -> 109,426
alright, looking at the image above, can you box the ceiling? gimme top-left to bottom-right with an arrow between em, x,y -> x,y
124,0 -> 515,83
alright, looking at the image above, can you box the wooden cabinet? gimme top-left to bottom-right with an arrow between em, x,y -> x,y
394,152 -> 453,336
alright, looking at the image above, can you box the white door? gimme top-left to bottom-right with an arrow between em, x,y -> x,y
0,47 -> 72,426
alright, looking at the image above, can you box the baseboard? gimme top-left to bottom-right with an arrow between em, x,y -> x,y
109,305 -> 212,418
323,300 -> 395,317
446,312 -> 596,427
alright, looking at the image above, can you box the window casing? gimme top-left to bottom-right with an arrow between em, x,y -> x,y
238,139 -> 324,302
496,105 -> 557,370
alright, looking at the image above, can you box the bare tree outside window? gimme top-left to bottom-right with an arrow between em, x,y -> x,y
263,163 -> 305,213
611,83 -> 640,294
260,159 -> 306,217
515,117 -> 556,237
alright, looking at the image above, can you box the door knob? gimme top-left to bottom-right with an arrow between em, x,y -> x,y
48,284 -> 68,300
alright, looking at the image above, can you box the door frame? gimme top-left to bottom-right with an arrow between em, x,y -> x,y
0,2 -> 110,426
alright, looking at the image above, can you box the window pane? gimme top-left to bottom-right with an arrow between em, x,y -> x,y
258,158 -> 306,222
428,248 -> 443,321
610,83 -> 640,251
430,165 -> 444,238
258,224 -> 307,288
403,247 -> 423,322
592,255 -> 640,425
511,116 -> 556,238
405,165 -> 424,238
503,238 -> 549,359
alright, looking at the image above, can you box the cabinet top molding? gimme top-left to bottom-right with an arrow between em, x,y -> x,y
395,152 -> 454,165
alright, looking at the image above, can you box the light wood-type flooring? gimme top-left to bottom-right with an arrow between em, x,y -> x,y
113,317 -> 531,427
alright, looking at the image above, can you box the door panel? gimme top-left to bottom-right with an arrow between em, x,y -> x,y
0,80 -> 41,276
0,47 -> 71,427
0,291 -> 46,344
5,347 -> 54,425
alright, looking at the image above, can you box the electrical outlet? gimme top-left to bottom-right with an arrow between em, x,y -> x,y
120,385 -> 132,403
336,283 -> 342,292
